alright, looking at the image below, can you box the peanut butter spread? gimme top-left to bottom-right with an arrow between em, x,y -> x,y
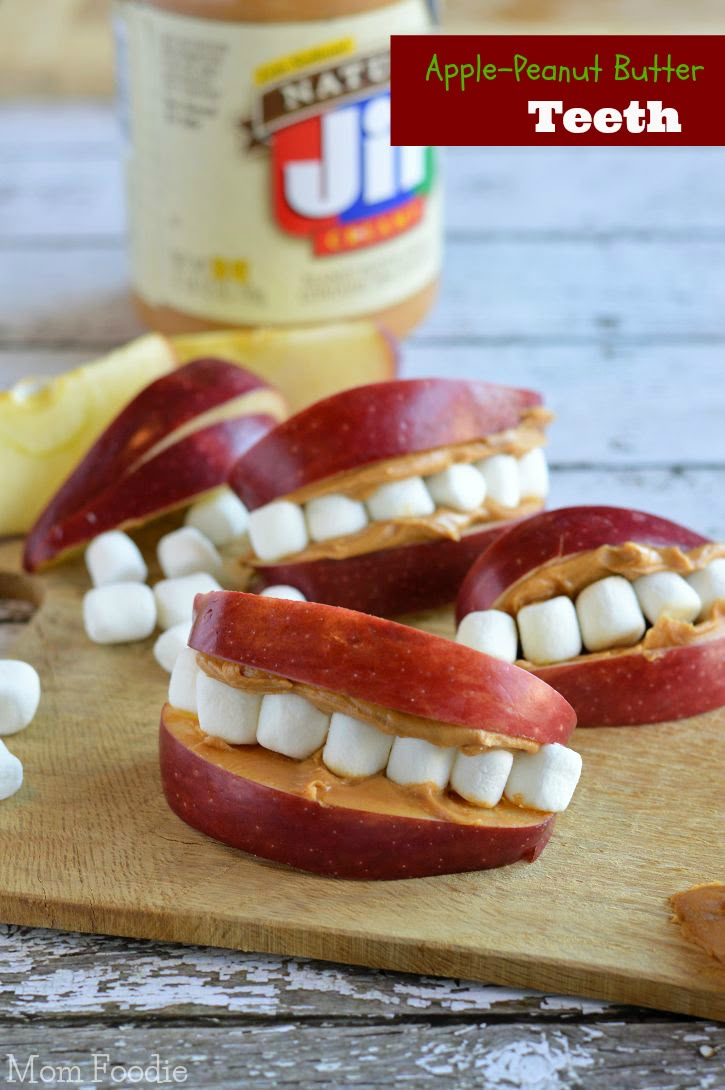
198,653 -> 538,753
166,707 -> 543,827
244,411 -> 551,567
492,541 -> 725,663
670,883 -> 725,964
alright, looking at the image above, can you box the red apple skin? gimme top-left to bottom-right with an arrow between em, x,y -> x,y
229,378 -> 542,508
24,358 -> 283,571
254,520 -> 526,619
456,506 -> 722,727
160,711 -> 554,880
457,506 -> 708,622
190,591 -> 577,747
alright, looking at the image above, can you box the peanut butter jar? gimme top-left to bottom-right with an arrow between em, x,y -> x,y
114,0 -> 442,336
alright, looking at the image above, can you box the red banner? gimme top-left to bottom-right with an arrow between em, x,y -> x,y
391,36 -> 721,146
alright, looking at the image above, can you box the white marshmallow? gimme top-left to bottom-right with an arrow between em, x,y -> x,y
517,448 -> 550,499
248,501 -> 309,562
575,576 -> 646,653
85,530 -> 147,587
257,693 -> 329,759
259,584 -> 307,602
476,454 -> 521,509
517,596 -> 582,665
386,737 -> 456,789
322,713 -> 393,779
0,740 -> 23,801
450,748 -> 514,808
456,610 -> 519,663
687,559 -> 725,619
633,571 -> 701,626
425,464 -> 487,513
306,493 -> 369,542
505,743 -> 582,813
185,488 -> 249,546
168,646 -> 200,713
153,622 -> 192,673
0,661 -> 41,736
157,526 -> 221,579
196,673 -> 260,744
154,572 -> 221,630
83,582 -> 156,645
366,477 -> 435,521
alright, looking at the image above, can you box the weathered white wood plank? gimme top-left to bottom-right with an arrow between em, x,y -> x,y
0,1022 -> 721,1089
0,104 -> 119,156
0,240 -> 722,348
2,344 -> 723,470
2,146 -> 724,238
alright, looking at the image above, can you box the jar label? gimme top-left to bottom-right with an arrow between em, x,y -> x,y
116,0 -> 442,325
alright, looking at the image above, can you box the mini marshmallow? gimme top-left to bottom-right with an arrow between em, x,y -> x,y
0,740 -> 23,801
154,572 -> 221,629
450,748 -> 514,808
157,526 -> 221,579
633,571 -> 701,626
505,742 -> 582,813
0,660 -> 41,736
248,501 -> 309,562
687,559 -> 725,619
366,477 -> 435,521
83,582 -> 157,645
517,448 -> 550,499
196,673 -> 260,744
425,464 -> 487,513
85,530 -> 147,587
153,622 -> 192,673
259,585 -> 307,602
168,646 -> 200,713
185,488 -> 249,546
575,576 -> 646,653
476,454 -> 521,509
456,610 -> 519,663
306,493 -> 369,542
517,596 -> 582,665
322,713 -> 393,779
257,693 -> 329,759
386,737 -> 456,789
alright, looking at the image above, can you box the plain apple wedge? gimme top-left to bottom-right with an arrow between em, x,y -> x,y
457,506 -> 725,726
171,322 -> 398,413
23,359 -> 286,571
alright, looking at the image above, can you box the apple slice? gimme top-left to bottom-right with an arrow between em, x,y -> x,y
157,591 -> 576,879
0,334 -> 177,535
23,359 -> 286,571
229,379 -> 551,616
457,506 -> 725,726
170,322 -> 398,413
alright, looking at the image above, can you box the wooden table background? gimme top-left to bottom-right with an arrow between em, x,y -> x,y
1,2 -> 725,1085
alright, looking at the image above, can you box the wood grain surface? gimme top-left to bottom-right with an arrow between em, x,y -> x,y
0,529 -> 722,1022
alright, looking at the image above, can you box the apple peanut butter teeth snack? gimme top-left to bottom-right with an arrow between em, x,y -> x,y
160,591 -> 580,880
456,506 -> 725,727
227,378 -> 552,617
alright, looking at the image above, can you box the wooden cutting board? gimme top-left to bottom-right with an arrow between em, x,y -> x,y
0,527 -> 722,1021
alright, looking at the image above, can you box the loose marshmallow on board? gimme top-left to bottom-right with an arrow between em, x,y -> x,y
450,748 -> 514,808
456,609 -> 518,663
85,530 -> 147,587
306,494 -> 369,542
0,739 -> 23,801
366,478 -> 435,521
0,660 -> 41,736
196,672 -> 260,744
257,693 -> 330,759
687,559 -> 725,619
633,571 -> 701,625
322,713 -> 393,779
425,464 -> 487,513
154,572 -> 222,629
249,501 -> 309,562
153,622 -> 192,673
157,526 -> 222,579
185,488 -> 249,547
517,596 -> 582,665
386,737 -> 456,789
505,743 -> 582,813
83,582 -> 157,644
168,646 -> 200,713
575,576 -> 646,653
